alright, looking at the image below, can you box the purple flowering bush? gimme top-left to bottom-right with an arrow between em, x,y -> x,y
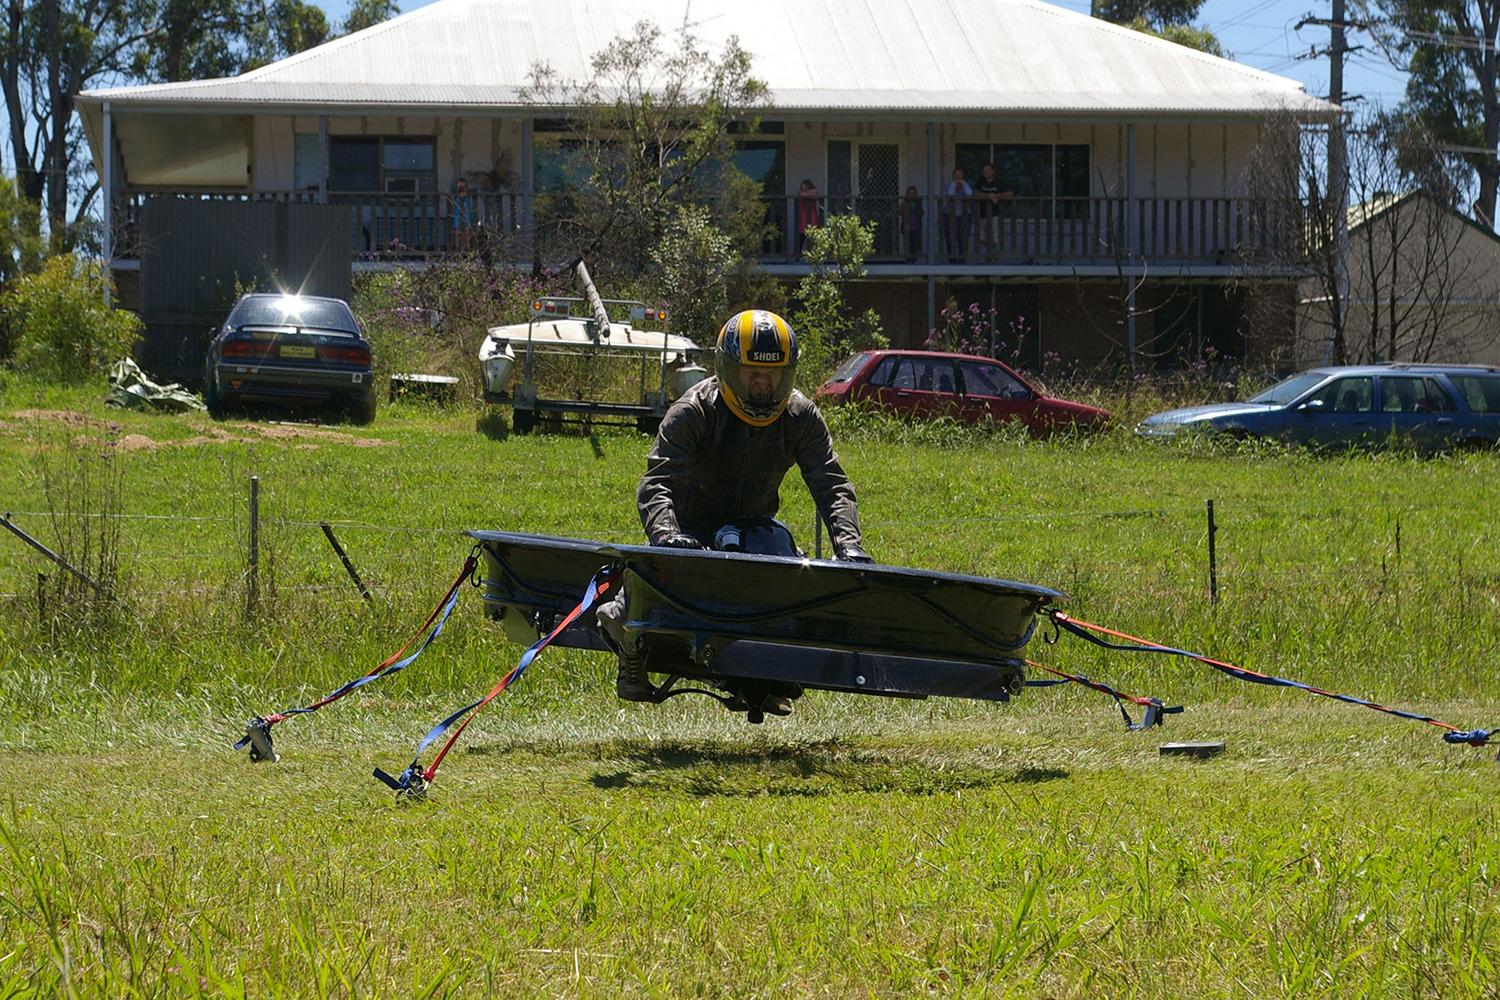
354,262 -> 569,402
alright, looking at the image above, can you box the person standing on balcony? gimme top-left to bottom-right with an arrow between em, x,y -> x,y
796,179 -> 824,255
449,177 -> 478,252
973,163 -> 1014,262
942,167 -> 973,263
900,185 -> 924,262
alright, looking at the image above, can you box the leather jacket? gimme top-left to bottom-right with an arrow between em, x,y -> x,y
638,378 -> 863,554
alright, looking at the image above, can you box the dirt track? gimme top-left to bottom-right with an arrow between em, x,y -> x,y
3,409 -> 388,452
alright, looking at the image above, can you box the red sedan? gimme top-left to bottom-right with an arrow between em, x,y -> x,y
815,350 -> 1112,434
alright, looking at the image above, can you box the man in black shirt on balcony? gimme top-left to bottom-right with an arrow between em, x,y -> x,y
973,162 -> 1013,261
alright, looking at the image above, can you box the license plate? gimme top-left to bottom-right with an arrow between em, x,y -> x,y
279,345 -> 316,359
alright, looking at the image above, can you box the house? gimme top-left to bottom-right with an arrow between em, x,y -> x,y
1297,190 -> 1500,366
76,0 -> 1333,375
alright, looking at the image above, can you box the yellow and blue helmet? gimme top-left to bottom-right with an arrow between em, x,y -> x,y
715,309 -> 799,427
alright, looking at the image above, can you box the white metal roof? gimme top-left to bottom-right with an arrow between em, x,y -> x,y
79,0 -> 1331,119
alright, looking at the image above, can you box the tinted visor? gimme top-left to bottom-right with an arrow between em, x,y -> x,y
721,359 -> 796,421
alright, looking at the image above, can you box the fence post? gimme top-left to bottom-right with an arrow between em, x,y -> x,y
36,572 -> 45,624
1206,499 -> 1218,607
248,475 -> 260,616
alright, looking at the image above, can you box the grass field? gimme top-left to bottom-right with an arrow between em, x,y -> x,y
1,377 -> 1498,998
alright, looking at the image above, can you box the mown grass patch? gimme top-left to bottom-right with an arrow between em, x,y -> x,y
1,382 -> 1497,996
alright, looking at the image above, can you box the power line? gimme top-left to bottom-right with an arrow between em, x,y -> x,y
1237,34 -> 1299,58
1213,0 -> 1286,32
1405,29 -> 1497,53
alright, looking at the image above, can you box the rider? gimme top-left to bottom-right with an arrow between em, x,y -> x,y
601,309 -> 871,713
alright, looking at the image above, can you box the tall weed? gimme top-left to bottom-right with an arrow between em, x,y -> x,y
26,424 -> 130,640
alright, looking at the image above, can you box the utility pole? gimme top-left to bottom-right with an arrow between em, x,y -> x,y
1329,0 -> 1349,366
1332,0 -> 1356,367
1298,1 -> 1364,364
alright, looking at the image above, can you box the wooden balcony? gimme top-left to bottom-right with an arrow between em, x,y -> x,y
758,195 -> 1302,268
115,191 -> 1305,272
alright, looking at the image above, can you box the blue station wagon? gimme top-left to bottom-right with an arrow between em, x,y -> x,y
1136,364 -> 1500,450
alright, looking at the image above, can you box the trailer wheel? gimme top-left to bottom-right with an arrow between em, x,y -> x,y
512,408 -> 535,435
635,415 -> 662,435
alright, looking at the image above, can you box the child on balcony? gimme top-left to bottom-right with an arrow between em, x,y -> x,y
900,185 -> 923,261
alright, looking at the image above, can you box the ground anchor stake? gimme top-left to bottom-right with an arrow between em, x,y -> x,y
321,521 -> 374,603
0,512 -> 110,597
1206,498 -> 1218,607
247,475 -> 260,617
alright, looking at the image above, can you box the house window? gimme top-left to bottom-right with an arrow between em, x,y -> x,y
293,134 -> 322,192
955,142 -> 1090,219
382,138 -> 436,193
327,136 -> 436,193
735,139 -> 786,252
533,139 -> 590,193
827,140 -> 901,256
735,140 -> 785,198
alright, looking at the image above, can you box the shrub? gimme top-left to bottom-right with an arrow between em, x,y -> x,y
792,216 -> 886,386
3,255 -> 141,383
353,263 -> 563,401
649,203 -> 738,344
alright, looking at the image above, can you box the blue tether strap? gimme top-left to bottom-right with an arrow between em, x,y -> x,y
1047,610 -> 1495,752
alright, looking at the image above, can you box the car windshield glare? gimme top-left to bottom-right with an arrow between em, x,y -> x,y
827,353 -> 870,384
1250,372 -> 1325,406
233,296 -> 358,334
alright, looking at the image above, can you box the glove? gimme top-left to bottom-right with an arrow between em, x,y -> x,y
653,532 -> 705,549
835,543 -> 874,564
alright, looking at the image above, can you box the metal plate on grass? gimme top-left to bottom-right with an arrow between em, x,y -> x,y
1160,741 -> 1226,758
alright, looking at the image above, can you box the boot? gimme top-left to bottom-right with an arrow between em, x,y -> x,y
615,649 -> 655,702
597,590 -> 654,702
761,693 -> 793,716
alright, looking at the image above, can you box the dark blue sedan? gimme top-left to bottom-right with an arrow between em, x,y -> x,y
1136,364 -> 1500,450
205,294 -> 376,423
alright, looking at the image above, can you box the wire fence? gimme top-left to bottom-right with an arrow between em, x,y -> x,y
4,485 -> 1495,715
1,501 -> 1482,625
1,496 -> 1483,531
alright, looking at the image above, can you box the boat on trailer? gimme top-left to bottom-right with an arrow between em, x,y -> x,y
479,263 -> 708,434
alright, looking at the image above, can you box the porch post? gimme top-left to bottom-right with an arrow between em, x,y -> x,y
927,277 -> 936,342
317,116 -> 328,204
521,116 -> 534,260
925,123 -> 938,268
926,122 -> 939,334
101,101 -> 113,305
1125,122 -> 1137,372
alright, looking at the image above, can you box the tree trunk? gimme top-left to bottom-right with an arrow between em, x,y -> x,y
42,0 -> 69,245
2,0 -> 42,208
1479,112 -> 1500,228
1456,1 -> 1500,227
